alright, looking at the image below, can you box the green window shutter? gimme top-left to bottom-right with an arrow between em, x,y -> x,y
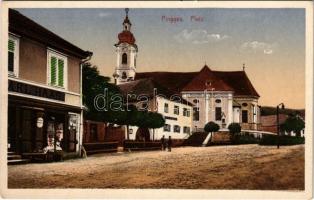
8,39 -> 15,52
50,56 -> 57,85
58,59 -> 64,87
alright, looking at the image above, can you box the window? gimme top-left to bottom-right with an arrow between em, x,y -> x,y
215,99 -> 221,103
242,110 -> 248,123
193,107 -> 199,121
215,107 -> 222,121
48,50 -> 67,88
164,103 -> 169,113
242,103 -> 248,107
122,71 -> 127,79
122,53 -> 127,64
8,35 -> 19,76
183,108 -> 191,117
174,125 -> 180,133
174,105 -> 179,115
163,124 -> 171,132
183,126 -> 190,134
253,105 -> 257,123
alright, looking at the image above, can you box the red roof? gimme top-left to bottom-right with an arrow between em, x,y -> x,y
213,71 -> 260,97
135,65 -> 259,97
116,30 -> 136,45
118,78 -> 193,106
135,71 -> 198,93
182,65 -> 233,92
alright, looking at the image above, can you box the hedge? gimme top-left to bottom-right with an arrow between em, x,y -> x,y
259,135 -> 304,146
231,133 -> 260,144
123,140 -> 161,151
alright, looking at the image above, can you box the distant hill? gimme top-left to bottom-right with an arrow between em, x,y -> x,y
260,106 -> 305,117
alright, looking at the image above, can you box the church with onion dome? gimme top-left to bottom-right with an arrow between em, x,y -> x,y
113,8 -> 138,85
113,9 -> 261,141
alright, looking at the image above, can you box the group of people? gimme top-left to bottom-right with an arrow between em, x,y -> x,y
160,135 -> 172,152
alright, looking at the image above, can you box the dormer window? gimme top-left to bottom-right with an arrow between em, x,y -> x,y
47,50 -> 67,88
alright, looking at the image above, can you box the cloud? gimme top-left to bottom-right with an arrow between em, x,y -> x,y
98,12 -> 111,18
240,41 -> 276,55
174,29 -> 230,44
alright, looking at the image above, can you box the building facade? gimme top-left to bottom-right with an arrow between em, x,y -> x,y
118,78 -> 193,141
113,9 -> 261,138
7,9 -> 92,158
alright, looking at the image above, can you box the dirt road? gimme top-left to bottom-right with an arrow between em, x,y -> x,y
8,144 -> 304,189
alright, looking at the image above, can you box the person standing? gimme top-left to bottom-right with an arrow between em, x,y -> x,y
168,136 -> 172,152
161,135 -> 165,151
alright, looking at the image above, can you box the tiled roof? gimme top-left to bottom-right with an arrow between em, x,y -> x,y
135,65 -> 259,97
9,9 -> 92,59
135,71 -> 198,93
213,71 -> 260,97
182,65 -> 233,92
118,78 -> 193,106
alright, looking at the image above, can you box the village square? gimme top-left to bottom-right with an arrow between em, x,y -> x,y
5,7 -> 306,190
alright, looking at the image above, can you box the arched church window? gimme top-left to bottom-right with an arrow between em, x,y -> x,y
122,71 -> 127,79
122,53 -> 128,64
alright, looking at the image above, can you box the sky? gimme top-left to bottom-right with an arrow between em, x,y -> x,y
17,8 -> 305,109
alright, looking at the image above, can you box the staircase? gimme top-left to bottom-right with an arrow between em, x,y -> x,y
7,151 -> 30,165
183,132 -> 209,146
202,132 -> 212,146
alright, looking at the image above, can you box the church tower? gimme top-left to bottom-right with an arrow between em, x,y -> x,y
113,8 -> 138,85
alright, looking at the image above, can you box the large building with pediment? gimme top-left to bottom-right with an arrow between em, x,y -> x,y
113,9 -> 261,140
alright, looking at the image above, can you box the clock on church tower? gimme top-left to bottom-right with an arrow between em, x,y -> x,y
113,8 -> 138,85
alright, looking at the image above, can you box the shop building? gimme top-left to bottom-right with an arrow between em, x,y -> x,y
7,9 -> 92,158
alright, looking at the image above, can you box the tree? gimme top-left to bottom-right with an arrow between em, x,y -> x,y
228,123 -> 241,134
147,112 -> 165,141
123,105 -> 142,140
204,121 -> 220,142
82,63 -> 124,123
282,114 -> 305,137
228,123 -> 242,142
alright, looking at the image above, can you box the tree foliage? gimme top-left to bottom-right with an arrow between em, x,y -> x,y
204,121 -> 220,133
228,123 -> 242,134
83,63 -> 122,122
281,114 -> 305,136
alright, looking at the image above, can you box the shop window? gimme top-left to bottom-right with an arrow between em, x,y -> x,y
8,35 -> 19,76
174,125 -> 181,133
48,50 -> 67,88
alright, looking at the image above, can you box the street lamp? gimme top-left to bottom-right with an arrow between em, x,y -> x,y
276,103 -> 285,149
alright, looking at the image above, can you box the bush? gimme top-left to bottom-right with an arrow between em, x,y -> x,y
228,123 -> 241,134
204,121 -> 220,133
232,132 -> 260,144
259,135 -> 304,146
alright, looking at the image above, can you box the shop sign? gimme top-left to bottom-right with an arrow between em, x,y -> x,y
8,80 -> 65,101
